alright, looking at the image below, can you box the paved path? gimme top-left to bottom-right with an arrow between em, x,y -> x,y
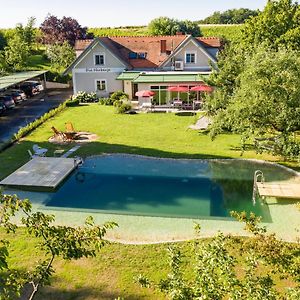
0,88 -> 72,143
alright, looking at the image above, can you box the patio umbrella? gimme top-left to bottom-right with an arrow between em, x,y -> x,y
190,85 -> 214,104
190,85 -> 214,92
167,86 -> 189,103
135,90 -> 155,97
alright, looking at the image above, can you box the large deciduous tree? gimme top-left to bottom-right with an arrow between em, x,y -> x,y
46,41 -> 76,69
4,35 -> 30,70
206,0 -> 300,158
241,0 -> 300,50
148,17 -> 201,37
15,17 -> 37,50
0,191 -> 117,300
209,47 -> 300,139
200,8 -> 259,24
40,15 -> 91,46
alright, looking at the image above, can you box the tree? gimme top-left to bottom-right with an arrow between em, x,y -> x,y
15,17 -> 36,50
200,8 -> 260,24
148,17 -> 201,36
207,46 -> 300,159
4,35 -> 30,70
0,31 -> 7,51
46,41 -> 76,69
0,52 -> 8,76
241,0 -> 300,50
40,15 -> 91,46
0,191 -> 117,300
137,212 -> 300,299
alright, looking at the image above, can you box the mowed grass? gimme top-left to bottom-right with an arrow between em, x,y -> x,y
0,104 -> 298,299
1,228 -> 297,300
0,104 -> 278,179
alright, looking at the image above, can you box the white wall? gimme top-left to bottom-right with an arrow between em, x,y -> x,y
73,72 -> 123,97
163,40 -> 213,71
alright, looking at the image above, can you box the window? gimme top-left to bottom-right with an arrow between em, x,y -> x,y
94,53 -> 105,65
96,79 -> 107,91
138,52 -> 147,59
185,52 -> 196,64
129,52 -> 138,59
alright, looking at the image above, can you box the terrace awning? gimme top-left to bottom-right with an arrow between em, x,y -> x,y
116,71 -> 140,81
0,70 -> 48,90
133,73 -> 209,83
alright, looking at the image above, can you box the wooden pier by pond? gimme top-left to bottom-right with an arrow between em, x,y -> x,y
0,157 -> 79,189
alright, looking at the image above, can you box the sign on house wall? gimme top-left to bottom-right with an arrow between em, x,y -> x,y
73,68 -> 125,73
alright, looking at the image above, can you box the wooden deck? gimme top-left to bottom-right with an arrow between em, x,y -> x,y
0,157 -> 78,189
257,182 -> 300,199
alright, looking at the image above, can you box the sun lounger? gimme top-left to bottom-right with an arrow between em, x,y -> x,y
32,144 -> 48,156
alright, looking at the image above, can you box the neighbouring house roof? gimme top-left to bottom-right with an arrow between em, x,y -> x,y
131,72 -> 210,83
71,35 -> 221,71
0,70 -> 48,90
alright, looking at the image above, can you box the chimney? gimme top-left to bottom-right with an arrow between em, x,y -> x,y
160,40 -> 167,53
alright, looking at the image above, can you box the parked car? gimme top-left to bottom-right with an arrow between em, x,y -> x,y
0,95 -> 16,109
4,90 -> 23,104
0,101 -> 6,115
20,82 -> 39,97
24,81 -> 44,92
9,89 -> 27,101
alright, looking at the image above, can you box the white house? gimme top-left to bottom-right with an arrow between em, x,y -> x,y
64,34 -> 221,105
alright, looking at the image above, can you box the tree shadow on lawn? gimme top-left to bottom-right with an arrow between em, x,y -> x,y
21,283 -> 148,300
75,140 -> 237,160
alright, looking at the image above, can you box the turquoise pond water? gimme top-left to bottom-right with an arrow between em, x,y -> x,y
4,155 -> 297,221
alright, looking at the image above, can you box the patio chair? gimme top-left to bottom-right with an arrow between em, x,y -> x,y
65,122 -> 80,140
32,144 -> 48,156
65,122 -> 76,133
27,149 -> 38,159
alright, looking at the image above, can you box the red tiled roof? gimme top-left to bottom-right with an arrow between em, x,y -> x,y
74,35 -> 221,69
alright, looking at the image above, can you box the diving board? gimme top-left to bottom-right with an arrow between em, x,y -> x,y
0,157 -> 79,189
256,182 -> 300,199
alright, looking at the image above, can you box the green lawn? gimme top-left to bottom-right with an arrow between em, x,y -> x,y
1,227 -> 297,300
0,104 -> 281,180
0,104 -> 299,299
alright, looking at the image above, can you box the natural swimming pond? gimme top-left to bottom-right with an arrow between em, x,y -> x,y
4,155 -> 297,221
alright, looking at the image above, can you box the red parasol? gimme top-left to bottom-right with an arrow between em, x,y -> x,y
167,86 -> 189,92
135,90 -> 155,97
190,85 -> 214,92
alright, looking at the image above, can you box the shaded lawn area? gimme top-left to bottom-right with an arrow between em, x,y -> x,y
0,228 -> 297,300
0,104 -> 279,179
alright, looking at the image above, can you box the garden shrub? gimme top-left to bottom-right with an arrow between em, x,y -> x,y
99,97 -> 115,106
66,97 -> 80,107
115,101 -> 132,114
73,91 -> 98,103
47,70 -> 71,84
110,90 -> 129,101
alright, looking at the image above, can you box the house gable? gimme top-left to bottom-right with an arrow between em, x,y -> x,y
160,36 -> 217,71
64,38 -> 129,74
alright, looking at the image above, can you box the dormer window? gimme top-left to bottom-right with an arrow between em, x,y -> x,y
129,52 -> 138,59
185,52 -> 196,64
138,52 -> 147,59
94,53 -> 105,65
129,52 -> 147,59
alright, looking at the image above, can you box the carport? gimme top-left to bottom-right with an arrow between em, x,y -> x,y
0,70 -> 48,91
